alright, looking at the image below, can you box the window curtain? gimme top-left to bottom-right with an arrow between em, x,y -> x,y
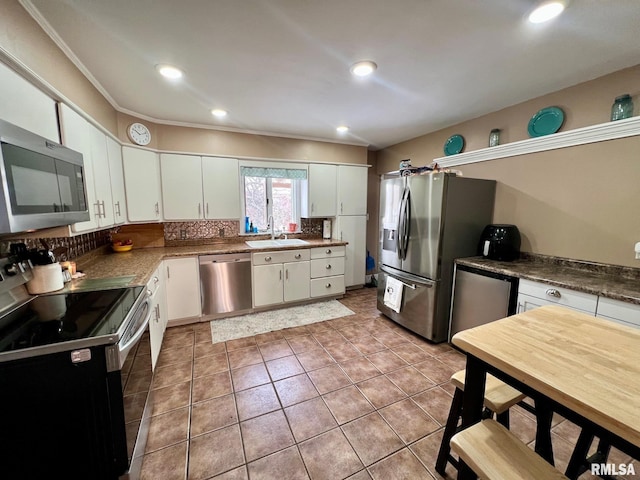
240,166 -> 307,180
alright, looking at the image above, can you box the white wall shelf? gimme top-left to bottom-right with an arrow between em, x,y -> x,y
436,116 -> 640,168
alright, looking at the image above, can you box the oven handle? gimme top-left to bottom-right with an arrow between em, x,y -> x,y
118,306 -> 151,369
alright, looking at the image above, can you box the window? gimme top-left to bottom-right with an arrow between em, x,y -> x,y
241,166 -> 306,233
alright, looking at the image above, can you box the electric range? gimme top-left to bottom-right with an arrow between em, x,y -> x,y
0,256 -> 153,479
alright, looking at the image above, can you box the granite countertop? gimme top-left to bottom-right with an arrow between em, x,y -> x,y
71,238 -> 348,288
456,254 -> 640,305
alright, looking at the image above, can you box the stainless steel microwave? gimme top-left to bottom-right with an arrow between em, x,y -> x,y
0,118 -> 89,234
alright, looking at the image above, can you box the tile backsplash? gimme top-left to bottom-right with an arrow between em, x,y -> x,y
0,218 -> 327,258
164,218 -> 325,246
0,229 -> 114,261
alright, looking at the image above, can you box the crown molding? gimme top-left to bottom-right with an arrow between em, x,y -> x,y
436,116 -> 640,168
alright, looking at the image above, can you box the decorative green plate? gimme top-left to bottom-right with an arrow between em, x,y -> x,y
528,106 -> 565,137
444,134 -> 465,156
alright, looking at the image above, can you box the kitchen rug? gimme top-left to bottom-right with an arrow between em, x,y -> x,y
210,300 -> 354,344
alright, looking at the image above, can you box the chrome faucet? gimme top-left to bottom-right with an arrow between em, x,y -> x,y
267,215 -> 275,240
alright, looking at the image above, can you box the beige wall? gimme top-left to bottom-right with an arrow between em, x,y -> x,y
0,0 -> 118,134
375,65 -> 640,267
117,113 -> 367,164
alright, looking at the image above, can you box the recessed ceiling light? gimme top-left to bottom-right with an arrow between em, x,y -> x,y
336,125 -> 349,133
156,64 -> 183,79
211,109 -> 228,118
350,61 -> 377,77
528,1 -> 565,23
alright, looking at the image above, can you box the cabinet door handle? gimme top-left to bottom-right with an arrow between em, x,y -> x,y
279,270 -> 282,281
206,203 -> 209,216
326,264 -> 332,269
93,201 -> 101,217
265,256 -> 272,262
546,288 -> 561,298
198,203 -> 201,216
153,276 -> 159,284
341,202 -> 343,214
166,266 -> 170,279
285,269 -> 289,280
155,202 -> 159,215
115,201 -> 121,217
326,249 -> 332,254
311,203 -> 314,213
295,254 -> 301,259
325,283 -> 331,288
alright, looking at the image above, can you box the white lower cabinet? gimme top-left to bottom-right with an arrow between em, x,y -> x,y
309,246 -> 346,298
148,264 -> 167,370
516,279 -> 598,315
335,216 -> 367,287
165,257 -> 201,322
284,261 -> 310,302
252,250 -> 310,307
596,297 -> 640,328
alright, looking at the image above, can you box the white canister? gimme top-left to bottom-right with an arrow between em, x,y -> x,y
323,219 -> 332,239
26,264 -> 64,294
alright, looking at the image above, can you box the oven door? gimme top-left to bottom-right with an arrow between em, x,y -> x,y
111,294 -> 154,479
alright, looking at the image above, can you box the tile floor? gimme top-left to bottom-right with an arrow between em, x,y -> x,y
139,288 -> 637,480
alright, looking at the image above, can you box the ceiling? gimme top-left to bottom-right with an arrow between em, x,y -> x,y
22,0 -> 640,150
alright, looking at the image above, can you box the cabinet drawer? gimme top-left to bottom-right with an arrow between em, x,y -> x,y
252,249 -> 310,265
310,245 -> 345,259
310,257 -> 345,278
596,297 -> 640,327
310,275 -> 345,297
518,279 -> 597,314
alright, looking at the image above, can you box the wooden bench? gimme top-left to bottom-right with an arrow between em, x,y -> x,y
451,419 -> 569,480
435,370 -> 526,475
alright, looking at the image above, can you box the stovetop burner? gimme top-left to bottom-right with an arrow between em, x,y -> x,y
0,286 -> 144,357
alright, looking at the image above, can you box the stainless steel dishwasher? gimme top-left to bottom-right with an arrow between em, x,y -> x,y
200,253 -> 252,316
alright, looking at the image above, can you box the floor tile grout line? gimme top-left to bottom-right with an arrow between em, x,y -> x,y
146,291 -> 481,479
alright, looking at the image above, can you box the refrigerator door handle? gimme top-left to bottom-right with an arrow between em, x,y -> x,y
400,188 -> 411,260
381,265 -> 435,288
396,187 -> 407,260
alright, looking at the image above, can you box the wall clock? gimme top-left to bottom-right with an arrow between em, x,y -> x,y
127,122 -> 151,146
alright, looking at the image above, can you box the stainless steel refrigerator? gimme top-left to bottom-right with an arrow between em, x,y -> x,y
376,172 -> 496,343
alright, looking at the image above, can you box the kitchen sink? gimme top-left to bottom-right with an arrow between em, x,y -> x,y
274,239 -> 309,246
245,239 -> 309,248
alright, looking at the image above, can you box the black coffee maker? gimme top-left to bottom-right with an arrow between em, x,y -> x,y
478,224 -> 521,261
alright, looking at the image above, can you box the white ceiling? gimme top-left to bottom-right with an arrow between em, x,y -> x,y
22,0 -> 640,150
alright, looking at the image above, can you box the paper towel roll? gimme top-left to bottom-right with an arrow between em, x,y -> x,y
27,264 -> 64,294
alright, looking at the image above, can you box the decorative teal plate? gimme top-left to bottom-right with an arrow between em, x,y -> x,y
444,134 -> 465,156
528,106 -> 565,137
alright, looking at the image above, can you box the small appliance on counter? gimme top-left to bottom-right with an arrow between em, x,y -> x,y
26,263 -> 64,294
323,219 -> 332,239
478,224 -> 521,261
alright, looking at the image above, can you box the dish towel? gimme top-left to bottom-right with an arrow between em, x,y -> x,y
384,276 -> 404,313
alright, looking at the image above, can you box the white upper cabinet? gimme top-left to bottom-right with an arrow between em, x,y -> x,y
106,137 -> 126,225
0,62 -> 58,141
202,157 -> 240,219
59,104 -> 98,232
337,165 -> 367,215
301,163 -> 337,218
160,154 -> 204,220
160,154 -> 240,220
122,146 -> 163,222
88,124 -> 115,228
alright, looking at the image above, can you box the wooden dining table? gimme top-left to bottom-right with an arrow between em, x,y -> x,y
451,305 -> 640,480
